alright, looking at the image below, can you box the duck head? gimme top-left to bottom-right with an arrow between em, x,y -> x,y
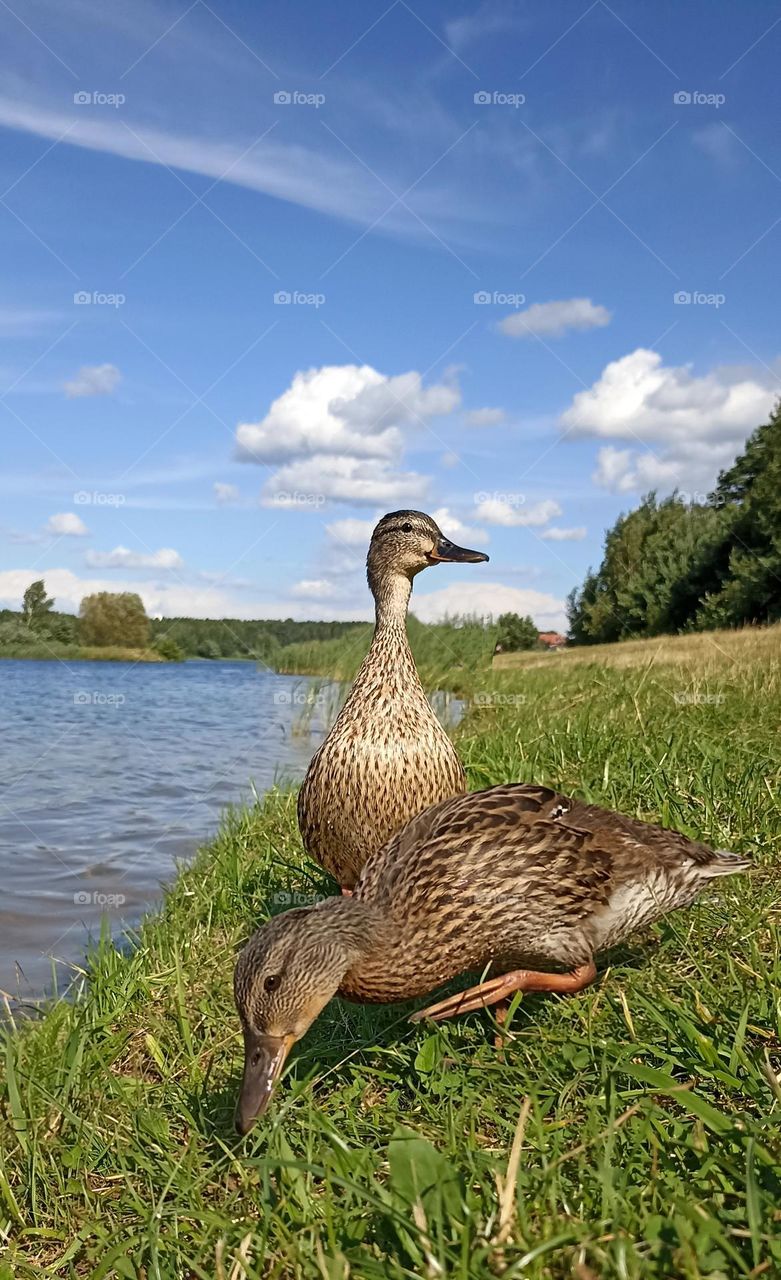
366,510 -> 488,599
233,897 -> 378,1134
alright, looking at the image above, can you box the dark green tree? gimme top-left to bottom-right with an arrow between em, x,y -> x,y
495,612 -> 539,651
22,579 -> 54,630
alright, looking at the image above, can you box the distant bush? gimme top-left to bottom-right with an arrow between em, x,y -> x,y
153,635 -> 184,662
0,619 -> 32,647
80,592 -> 150,649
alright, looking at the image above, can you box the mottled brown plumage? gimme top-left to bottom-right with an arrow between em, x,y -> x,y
297,510 -> 488,888
234,783 -> 749,1130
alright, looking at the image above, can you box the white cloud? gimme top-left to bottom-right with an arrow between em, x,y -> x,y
265,456 -> 429,508
85,546 -> 184,570
214,482 -> 240,504
326,518 -> 376,548
238,364 -> 458,508
563,348 -> 778,493
291,579 -> 342,600
45,512 -> 89,537
412,581 -> 566,630
540,525 -> 587,542
0,307 -> 61,336
465,406 -> 505,427
445,2 -> 525,49
63,363 -> 121,398
430,507 -> 488,546
474,497 -> 562,527
237,365 -> 458,465
499,298 -> 611,339
440,451 -> 461,469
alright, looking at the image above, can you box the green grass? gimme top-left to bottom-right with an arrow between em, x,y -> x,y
277,614 -> 498,693
1,632 -> 781,1277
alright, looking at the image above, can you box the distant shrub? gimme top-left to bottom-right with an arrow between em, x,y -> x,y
154,635 -> 184,662
0,619 -> 32,647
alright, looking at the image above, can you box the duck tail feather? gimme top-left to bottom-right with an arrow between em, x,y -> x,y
704,849 -> 752,877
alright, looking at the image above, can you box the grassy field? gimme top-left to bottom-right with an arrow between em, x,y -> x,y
1,628 -> 780,1277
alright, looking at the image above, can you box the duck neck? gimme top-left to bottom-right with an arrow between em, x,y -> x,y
371,569 -> 413,635
357,569 -> 422,689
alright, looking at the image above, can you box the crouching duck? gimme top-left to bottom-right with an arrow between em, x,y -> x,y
234,783 -> 749,1131
297,510 -> 488,890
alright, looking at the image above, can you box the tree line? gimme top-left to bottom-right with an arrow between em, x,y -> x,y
0,586 -> 372,661
567,402 -> 781,644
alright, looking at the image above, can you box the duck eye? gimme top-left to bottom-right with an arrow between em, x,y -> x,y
264,974 -> 282,993
401,522 -> 413,533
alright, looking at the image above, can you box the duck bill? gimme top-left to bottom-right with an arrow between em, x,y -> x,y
428,537 -> 489,564
234,1032 -> 293,1134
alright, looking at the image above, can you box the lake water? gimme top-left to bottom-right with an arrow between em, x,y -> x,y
0,659 -> 343,1001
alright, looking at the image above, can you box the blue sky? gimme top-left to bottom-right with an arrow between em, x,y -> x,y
1,0 -> 780,629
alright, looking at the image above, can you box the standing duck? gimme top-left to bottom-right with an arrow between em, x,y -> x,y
234,783 -> 749,1130
297,510 -> 488,890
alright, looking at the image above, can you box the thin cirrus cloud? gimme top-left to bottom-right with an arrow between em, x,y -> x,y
63,363 -> 121,398
498,298 -> 611,339
561,347 -> 778,494
464,407 -> 506,427
540,526 -> 587,542
85,546 -> 184,570
0,95 -> 471,241
214,482 -> 241,505
236,363 -> 460,508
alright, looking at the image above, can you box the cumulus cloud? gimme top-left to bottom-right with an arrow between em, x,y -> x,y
412,582 -> 566,630
265,456 -> 429,509
465,406 -> 506,427
326,518 -> 376,548
85,546 -> 183,570
499,298 -> 611,339
45,512 -> 89,536
430,507 -> 488,545
474,497 -> 562,527
63,363 -> 121,398
562,348 -> 778,493
540,525 -> 587,542
214,482 -> 240,504
237,364 -> 459,508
